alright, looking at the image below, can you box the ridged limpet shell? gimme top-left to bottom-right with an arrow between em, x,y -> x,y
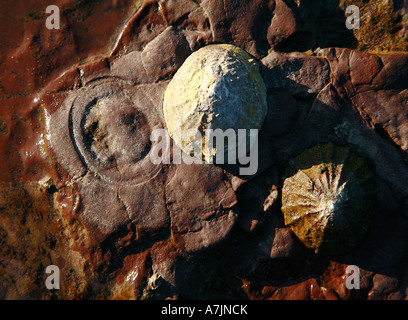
163,44 -> 267,162
281,143 -> 376,256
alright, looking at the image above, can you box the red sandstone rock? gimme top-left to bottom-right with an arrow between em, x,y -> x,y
1,0 -> 408,300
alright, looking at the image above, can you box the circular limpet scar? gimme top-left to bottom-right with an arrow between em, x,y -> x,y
281,143 -> 376,256
70,77 -> 165,184
163,44 -> 267,162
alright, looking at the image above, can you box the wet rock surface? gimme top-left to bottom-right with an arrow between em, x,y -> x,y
1,0 -> 408,300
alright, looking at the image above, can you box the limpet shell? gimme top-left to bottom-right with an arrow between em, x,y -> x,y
281,143 -> 376,256
163,44 -> 267,162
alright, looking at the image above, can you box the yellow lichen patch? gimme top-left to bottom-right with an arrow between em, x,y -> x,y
0,181 -> 88,299
342,0 -> 408,53
110,282 -> 137,300
84,117 -> 109,150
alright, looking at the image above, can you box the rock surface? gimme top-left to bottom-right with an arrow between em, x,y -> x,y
1,0 -> 408,300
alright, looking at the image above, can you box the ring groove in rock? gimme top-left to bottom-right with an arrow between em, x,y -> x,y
69,77 -> 165,185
